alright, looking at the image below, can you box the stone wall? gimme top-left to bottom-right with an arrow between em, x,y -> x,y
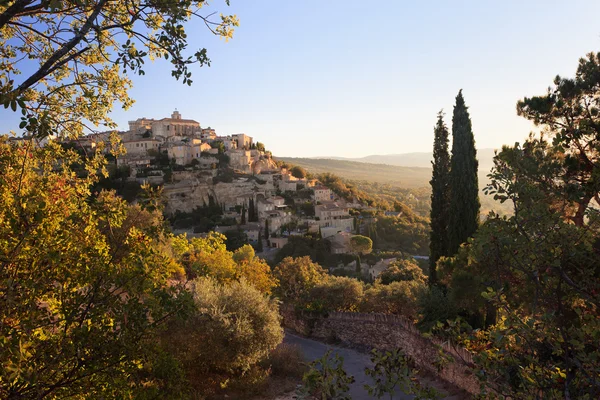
281,307 -> 480,395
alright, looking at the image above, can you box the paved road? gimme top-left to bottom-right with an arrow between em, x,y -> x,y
284,332 -> 413,400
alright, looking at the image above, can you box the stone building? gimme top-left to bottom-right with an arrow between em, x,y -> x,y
312,185 -> 333,202
129,111 -> 200,139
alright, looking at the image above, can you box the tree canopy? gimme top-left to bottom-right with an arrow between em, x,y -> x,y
429,110 -> 450,285
0,0 -> 238,138
448,90 -> 480,255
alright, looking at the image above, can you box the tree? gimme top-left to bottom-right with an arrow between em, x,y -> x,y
360,281 -> 425,319
232,245 -> 278,295
349,235 -> 373,267
448,90 -> 480,256
437,53 -> 600,398
0,0 -> 238,139
248,198 -> 256,222
241,204 -> 247,224
378,259 -> 427,285
264,219 -> 270,240
308,276 -> 364,312
515,51 -> 600,227
290,165 -> 307,179
273,256 -> 327,304
0,141 -> 193,398
429,111 -> 451,285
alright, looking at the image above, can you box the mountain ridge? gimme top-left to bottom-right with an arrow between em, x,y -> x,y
286,148 -> 498,171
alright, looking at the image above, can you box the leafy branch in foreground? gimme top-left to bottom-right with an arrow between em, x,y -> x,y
364,348 -> 439,400
299,350 -> 355,400
0,0 -> 239,138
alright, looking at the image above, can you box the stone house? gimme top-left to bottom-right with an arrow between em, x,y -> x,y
239,223 -> 261,242
326,231 -> 353,254
312,185 -> 333,202
232,133 -> 253,150
122,138 -> 161,156
368,258 -> 397,281
269,237 -> 288,249
257,199 -> 275,218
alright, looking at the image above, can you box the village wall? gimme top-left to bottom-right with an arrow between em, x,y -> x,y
280,306 -> 480,396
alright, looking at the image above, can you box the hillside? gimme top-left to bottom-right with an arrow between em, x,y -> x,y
276,156 -> 513,215
277,157 -> 432,189
317,148 -> 498,172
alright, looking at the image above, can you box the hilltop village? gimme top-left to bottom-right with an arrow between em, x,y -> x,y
71,111 -> 378,259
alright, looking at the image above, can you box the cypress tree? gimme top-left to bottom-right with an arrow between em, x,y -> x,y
264,220 -> 269,240
429,110 -> 451,285
241,204 -> 246,225
448,90 -> 480,255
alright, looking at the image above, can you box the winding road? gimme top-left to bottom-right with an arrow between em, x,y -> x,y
284,332 -> 413,400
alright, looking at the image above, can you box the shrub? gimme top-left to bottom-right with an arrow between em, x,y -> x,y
262,343 -> 306,378
308,276 -> 364,312
360,281 -> 425,319
273,256 -> 327,304
163,278 -> 284,394
378,258 -> 427,285
416,286 -> 459,332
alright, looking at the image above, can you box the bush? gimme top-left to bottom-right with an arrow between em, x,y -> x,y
308,276 -> 364,312
360,281 -> 425,319
262,343 -> 305,378
163,278 -> 284,394
417,286 -> 459,332
273,256 -> 327,304
378,258 -> 427,285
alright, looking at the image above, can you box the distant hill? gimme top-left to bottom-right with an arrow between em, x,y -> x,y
276,157 -> 432,189
315,148 -> 498,173
276,154 -> 513,215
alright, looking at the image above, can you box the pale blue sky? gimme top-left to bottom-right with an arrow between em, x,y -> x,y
3,1 -> 600,157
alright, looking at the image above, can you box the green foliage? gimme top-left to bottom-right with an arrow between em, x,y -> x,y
273,235 -> 330,266
299,350 -> 355,400
429,110 -> 451,285
224,228 -> 249,251
0,0 -> 238,139
437,53 -> 600,398
448,90 -> 480,255
416,286 -> 459,333
364,348 -> 439,399
378,259 -> 427,285
308,276 -> 364,312
291,165 -> 307,179
163,277 -> 283,395
168,202 -> 223,231
349,235 -> 373,255
372,214 -> 430,255
360,281 -> 426,319
0,140 -> 192,398
262,343 -> 306,378
273,256 -> 328,304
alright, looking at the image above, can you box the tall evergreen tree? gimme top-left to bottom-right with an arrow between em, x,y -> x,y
429,110 -> 451,285
448,90 -> 480,255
